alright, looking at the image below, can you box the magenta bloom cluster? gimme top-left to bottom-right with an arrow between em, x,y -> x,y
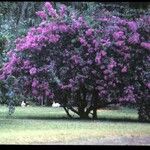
0,2 -> 149,106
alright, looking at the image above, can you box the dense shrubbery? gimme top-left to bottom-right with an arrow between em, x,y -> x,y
0,2 -> 149,121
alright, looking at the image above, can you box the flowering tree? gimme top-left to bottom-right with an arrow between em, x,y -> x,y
0,2 -> 149,120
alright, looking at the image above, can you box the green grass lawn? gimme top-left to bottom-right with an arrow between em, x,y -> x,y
0,105 -> 150,144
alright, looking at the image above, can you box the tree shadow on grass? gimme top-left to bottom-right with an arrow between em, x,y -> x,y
8,115 -> 150,123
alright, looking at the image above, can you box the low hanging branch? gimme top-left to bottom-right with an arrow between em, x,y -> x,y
63,107 -> 73,118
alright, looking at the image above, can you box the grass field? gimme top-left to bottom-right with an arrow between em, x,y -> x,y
0,105 -> 150,144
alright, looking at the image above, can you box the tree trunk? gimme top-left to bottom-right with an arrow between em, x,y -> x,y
78,106 -> 89,119
92,90 -> 98,119
93,108 -> 97,119
138,98 -> 150,122
63,107 -> 73,118
41,99 -> 44,106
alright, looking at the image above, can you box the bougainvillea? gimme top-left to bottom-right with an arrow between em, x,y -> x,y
0,2 -> 149,120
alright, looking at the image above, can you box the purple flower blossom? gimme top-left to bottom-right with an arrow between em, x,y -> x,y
32,79 -> 39,87
93,39 -> 99,48
85,28 -> 94,36
59,4 -> 67,16
7,51 -> 13,57
113,31 -> 124,41
29,67 -> 37,75
146,82 -> 150,89
141,42 -> 150,51
101,50 -> 107,56
44,2 -> 53,10
95,52 -> 102,64
115,40 -> 125,47
0,73 -> 5,80
71,55 -> 81,64
45,90 -> 50,96
128,33 -> 140,44
121,66 -> 127,73
79,37 -> 87,46
59,24 -> 68,32
36,11 -> 47,20
23,60 -> 30,68
128,21 -> 138,32
119,86 -> 136,103
48,34 -> 60,43
108,58 -> 117,69
44,2 -> 58,18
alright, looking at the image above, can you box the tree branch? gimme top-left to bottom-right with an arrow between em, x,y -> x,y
85,105 -> 93,115
63,107 -> 73,118
68,106 -> 80,116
